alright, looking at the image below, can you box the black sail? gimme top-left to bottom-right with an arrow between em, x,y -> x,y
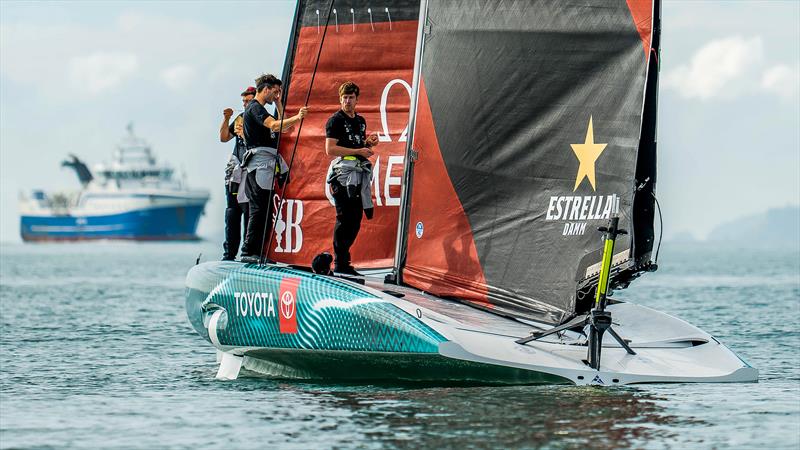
403,0 -> 656,323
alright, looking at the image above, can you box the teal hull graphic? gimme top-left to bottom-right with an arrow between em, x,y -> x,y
186,262 -> 445,354
185,262 -> 571,384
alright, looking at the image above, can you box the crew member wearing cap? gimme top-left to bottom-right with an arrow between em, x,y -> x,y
325,81 -> 379,276
240,74 -> 308,262
219,86 -> 256,261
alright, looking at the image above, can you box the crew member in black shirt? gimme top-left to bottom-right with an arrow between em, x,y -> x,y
240,74 -> 308,262
325,81 -> 379,276
219,86 -> 255,261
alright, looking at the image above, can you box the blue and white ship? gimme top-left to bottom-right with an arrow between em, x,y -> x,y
19,126 -> 210,242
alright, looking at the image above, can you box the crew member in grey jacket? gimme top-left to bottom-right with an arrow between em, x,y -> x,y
325,81 -> 379,276
240,74 -> 308,262
219,86 -> 255,261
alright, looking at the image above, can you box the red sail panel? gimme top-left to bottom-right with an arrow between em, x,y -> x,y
266,8 -> 419,268
626,0 -> 654,56
403,80 -> 489,306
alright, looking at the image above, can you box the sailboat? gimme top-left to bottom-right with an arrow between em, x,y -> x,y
185,0 -> 757,385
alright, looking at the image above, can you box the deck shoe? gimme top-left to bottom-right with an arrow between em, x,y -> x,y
335,265 -> 363,277
239,254 -> 259,263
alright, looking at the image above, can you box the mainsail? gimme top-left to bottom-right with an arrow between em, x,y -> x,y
267,0 -> 420,267
400,0 -> 658,323
272,0 -> 658,324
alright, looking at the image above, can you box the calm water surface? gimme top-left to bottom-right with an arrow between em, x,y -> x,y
1,242 -> 798,449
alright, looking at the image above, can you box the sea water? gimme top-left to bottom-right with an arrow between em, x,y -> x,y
0,242 -> 798,449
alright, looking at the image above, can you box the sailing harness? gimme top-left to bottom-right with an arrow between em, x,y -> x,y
327,156 -> 374,210
257,0 -> 337,265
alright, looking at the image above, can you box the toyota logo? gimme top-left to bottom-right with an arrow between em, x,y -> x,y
281,290 -> 295,320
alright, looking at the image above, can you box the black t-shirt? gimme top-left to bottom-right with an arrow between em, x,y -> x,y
228,113 -> 246,161
326,110 -> 367,161
244,100 -> 279,149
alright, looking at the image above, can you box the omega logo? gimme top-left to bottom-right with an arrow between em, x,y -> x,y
377,78 -> 411,143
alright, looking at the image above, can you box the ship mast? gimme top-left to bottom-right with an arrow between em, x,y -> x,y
388,0 -> 429,285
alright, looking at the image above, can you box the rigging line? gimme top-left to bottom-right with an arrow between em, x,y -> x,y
260,0 -> 336,265
612,181 -> 639,227
651,191 -> 663,264
650,47 -> 659,65
617,179 -> 661,266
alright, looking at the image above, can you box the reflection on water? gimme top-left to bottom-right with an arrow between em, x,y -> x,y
283,384 -> 685,449
0,242 -> 797,449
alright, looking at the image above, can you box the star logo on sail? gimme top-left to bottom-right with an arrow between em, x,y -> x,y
570,116 -> 607,191
542,115 -> 619,236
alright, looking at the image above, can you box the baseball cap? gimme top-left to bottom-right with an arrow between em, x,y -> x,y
241,86 -> 256,96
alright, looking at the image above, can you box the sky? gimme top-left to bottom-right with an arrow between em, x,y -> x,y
0,0 -> 798,243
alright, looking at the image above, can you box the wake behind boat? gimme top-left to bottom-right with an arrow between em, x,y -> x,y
20,125 -> 209,241
185,0 -> 757,385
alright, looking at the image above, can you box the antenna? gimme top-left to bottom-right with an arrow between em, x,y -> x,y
585,217 -> 636,369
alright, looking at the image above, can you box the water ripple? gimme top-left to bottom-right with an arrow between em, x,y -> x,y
1,242 -> 798,449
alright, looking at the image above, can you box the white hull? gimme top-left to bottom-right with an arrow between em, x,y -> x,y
187,263 -> 757,385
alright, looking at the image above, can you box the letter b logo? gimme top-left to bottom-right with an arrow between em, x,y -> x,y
273,198 -> 304,253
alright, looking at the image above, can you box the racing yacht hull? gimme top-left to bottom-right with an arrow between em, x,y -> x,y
185,261 -> 757,385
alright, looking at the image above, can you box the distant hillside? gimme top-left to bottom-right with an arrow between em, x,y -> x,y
708,205 -> 799,247
664,230 -> 698,243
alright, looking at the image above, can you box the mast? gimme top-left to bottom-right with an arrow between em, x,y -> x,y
388,0 -> 429,285
629,0 -> 661,272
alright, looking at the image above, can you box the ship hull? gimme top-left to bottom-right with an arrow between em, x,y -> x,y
185,261 -> 758,385
21,204 -> 206,242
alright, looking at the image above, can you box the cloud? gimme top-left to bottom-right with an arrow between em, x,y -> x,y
0,10 -> 287,100
69,52 -> 139,94
761,63 -> 800,100
160,64 -> 196,91
663,36 -> 764,100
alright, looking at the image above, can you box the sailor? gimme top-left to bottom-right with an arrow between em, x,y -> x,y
325,81 -> 379,276
239,74 -> 308,262
219,86 -> 255,261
